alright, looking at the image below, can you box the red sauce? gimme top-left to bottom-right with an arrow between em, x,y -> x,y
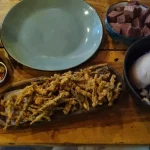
0,65 -> 5,81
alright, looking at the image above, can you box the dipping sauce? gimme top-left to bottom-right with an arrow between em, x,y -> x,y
0,64 -> 5,81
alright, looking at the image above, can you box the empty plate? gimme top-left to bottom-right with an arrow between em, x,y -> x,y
1,0 -> 103,71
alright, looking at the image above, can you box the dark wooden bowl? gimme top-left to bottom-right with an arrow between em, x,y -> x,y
124,36 -> 150,107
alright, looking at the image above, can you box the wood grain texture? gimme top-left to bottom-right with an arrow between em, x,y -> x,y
0,0 -> 149,146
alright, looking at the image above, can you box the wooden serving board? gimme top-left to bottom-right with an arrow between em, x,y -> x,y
0,65 -> 124,131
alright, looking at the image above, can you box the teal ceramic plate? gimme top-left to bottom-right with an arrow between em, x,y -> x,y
1,0 -> 103,71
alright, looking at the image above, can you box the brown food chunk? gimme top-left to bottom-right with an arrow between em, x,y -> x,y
128,27 -> 142,38
117,14 -> 126,23
124,6 -> 136,19
121,23 -> 132,36
139,8 -> 150,23
132,18 -> 141,28
115,6 -> 125,12
117,14 -> 132,23
109,23 -> 115,27
145,14 -> 150,28
141,26 -> 150,36
111,23 -> 122,33
127,1 -> 139,6
126,15 -> 132,23
134,5 -> 142,17
108,11 -> 123,22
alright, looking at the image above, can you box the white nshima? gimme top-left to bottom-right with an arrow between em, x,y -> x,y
130,52 -> 150,89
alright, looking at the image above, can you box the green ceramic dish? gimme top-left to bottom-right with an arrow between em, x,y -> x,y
1,0 -> 103,71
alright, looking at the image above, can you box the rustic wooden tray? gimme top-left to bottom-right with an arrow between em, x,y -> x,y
0,65 -> 125,130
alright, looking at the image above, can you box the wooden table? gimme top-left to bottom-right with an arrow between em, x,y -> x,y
0,0 -> 150,146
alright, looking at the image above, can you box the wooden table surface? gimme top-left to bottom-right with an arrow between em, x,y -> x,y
0,0 -> 150,146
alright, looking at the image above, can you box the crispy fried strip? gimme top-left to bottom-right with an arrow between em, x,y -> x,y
92,74 -> 98,107
46,79 -> 60,92
30,104 -> 39,109
43,116 -> 51,121
109,75 -> 116,89
4,96 -> 15,130
33,84 -> 47,96
32,91 -> 69,116
83,97 -> 90,111
71,89 -> 82,108
15,96 -> 32,126
111,83 -> 122,101
63,98 -> 78,114
15,85 -> 34,105
75,86 -> 91,98
30,111 -> 53,124
63,103 -> 72,115
87,63 -> 107,70
30,112 -> 46,125
0,112 -> 6,117
28,107 -> 36,113
34,96 -> 54,105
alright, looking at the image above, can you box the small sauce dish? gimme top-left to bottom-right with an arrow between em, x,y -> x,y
0,62 -> 7,84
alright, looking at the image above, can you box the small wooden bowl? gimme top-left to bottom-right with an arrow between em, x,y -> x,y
0,61 -> 7,85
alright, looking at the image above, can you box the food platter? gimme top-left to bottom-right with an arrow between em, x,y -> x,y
0,64 -> 123,130
1,0 -> 103,71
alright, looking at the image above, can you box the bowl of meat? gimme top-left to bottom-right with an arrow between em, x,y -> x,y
105,1 -> 150,46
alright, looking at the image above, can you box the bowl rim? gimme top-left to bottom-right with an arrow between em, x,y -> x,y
0,61 -> 8,84
105,1 -> 147,40
123,35 -> 150,102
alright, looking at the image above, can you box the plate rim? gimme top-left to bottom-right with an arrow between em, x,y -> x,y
1,0 -> 104,71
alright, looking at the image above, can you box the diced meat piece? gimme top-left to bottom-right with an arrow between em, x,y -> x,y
123,27 -> 133,37
117,14 -> 133,23
134,28 -> 142,38
117,14 -> 126,23
111,23 -> 122,34
141,26 -> 150,36
128,27 -> 142,38
126,15 -> 132,23
134,5 -> 142,17
132,18 -> 141,28
121,23 -> 132,36
139,8 -> 150,23
115,6 -> 125,12
145,14 -> 150,28
124,6 -> 136,19
109,23 -> 115,27
127,1 -> 139,6
108,11 -> 123,22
